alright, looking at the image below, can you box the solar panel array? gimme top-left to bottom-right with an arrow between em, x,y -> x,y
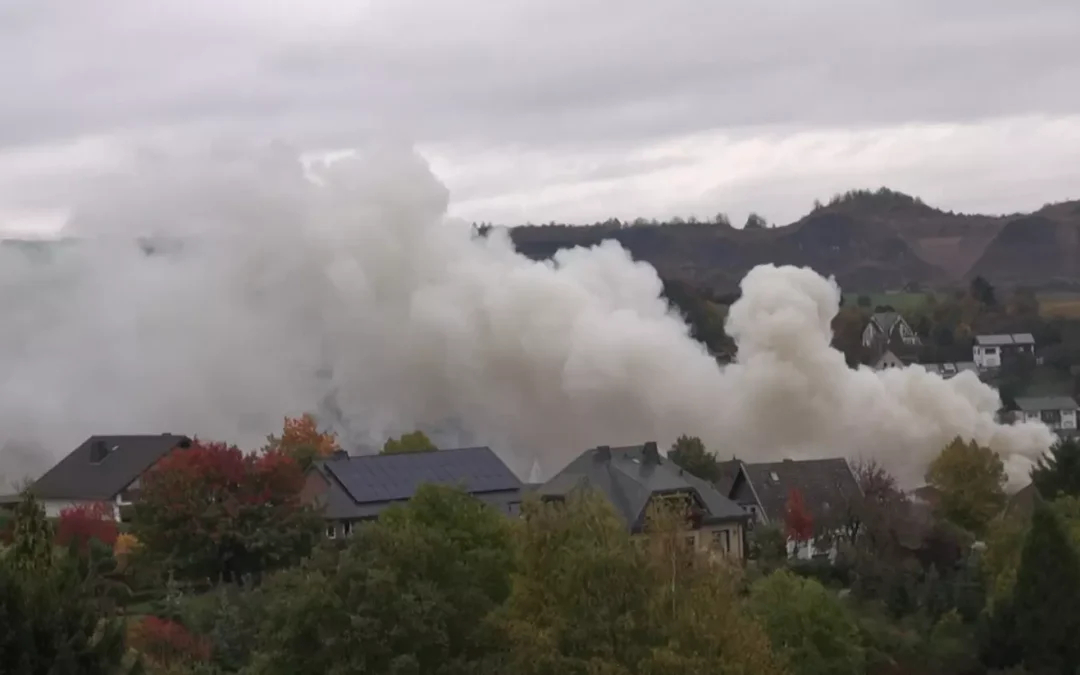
325,446 -> 521,504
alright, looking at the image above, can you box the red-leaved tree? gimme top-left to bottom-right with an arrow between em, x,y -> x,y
132,440 -> 321,583
56,501 -> 119,552
128,616 -> 212,667
785,488 -> 814,556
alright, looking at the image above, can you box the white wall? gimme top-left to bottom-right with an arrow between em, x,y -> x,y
973,345 -> 1001,369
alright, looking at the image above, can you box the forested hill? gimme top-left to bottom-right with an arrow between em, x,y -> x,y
504,189 -> 1080,293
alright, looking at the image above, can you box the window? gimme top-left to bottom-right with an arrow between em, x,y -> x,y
769,471 -> 779,482
325,525 -> 337,539
507,502 -> 521,516
343,522 -> 353,536
711,530 -> 731,553
684,534 -> 697,549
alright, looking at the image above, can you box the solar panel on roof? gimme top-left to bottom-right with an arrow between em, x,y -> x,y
325,447 -> 521,504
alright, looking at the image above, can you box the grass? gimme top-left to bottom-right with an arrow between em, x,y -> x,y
1038,292 -> 1080,319
842,291 -> 932,313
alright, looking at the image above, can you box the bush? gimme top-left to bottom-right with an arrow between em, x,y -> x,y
128,616 -> 212,668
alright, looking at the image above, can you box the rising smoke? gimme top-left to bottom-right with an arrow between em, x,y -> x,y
0,141 -> 1055,488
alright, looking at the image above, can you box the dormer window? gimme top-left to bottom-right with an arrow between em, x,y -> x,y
770,471 -> 779,482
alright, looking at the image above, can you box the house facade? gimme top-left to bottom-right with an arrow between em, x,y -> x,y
538,442 -> 749,560
1013,396 -> 1079,433
303,446 -> 524,538
862,312 -> 921,352
26,434 -> 191,520
717,457 -> 863,560
972,333 -> 1035,370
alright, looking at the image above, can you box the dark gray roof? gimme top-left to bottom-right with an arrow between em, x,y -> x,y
314,446 -> 522,520
871,311 -> 902,334
29,434 -> 190,501
539,444 -> 747,530
1015,395 -> 1079,412
736,458 -> 862,524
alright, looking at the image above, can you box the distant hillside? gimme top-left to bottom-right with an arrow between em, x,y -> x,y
508,189 -> 1080,292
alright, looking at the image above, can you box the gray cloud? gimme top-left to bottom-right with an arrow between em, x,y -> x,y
3,0 -> 1079,154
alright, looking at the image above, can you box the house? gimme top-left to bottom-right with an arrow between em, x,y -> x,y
303,446 -> 524,538
919,361 -> 978,379
537,442 -> 749,560
862,311 -> 921,351
26,434 -> 191,520
719,457 -> 863,559
972,333 -> 1035,370
1013,396 -> 1079,433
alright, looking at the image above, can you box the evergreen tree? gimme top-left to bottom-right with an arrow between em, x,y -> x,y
1013,503 -> 1080,673
1031,437 -> 1080,499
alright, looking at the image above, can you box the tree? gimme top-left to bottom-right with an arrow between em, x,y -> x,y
667,435 -> 722,482
749,569 -> 865,675
1012,504 -> 1080,673
714,212 -> 732,226
925,437 -> 1007,536
492,491 -> 784,675
381,430 -> 438,455
132,440 -> 321,583
248,485 -> 515,675
56,501 -> 119,553
785,488 -> 814,556
745,213 -> 768,229
264,413 -> 340,469
970,275 -> 997,307
1031,436 -> 1080,500
0,496 -> 131,674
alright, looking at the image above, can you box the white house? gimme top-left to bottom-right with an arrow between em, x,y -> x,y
972,333 -> 1035,370
1014,396 -> 1079,432
25,434 -> 190,520
861,312 -> 921,350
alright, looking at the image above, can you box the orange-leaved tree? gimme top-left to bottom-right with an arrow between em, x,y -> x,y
265,413 -> 340,468
785,488 -> 814,556
132,439 -> 322,583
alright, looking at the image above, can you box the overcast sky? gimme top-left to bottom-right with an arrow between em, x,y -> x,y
2,0 -> 1080,233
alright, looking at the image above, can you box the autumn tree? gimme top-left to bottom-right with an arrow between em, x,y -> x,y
55,501 -> 119,553
668,434 -> 722,482
247,485 -> 515,675
785,488 -> 814,556
381,430 -> 438,455
492,491 -> 784,675
132,440 -> 321,583
1012,503 -> 1080,674
1031,436 -> 1080,500
749,569 -> 865,675
925,437 -> 1007,536
264,413 -> 340,469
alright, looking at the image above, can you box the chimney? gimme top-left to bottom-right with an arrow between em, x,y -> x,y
642,441 -> 660,465
89,439 -> 109,463
332,449 -> 349,460
595,445 -> 611,461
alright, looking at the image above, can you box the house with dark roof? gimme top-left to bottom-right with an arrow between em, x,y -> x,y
1012,395 -> 1079,434
719,457 -> 862,559
972,333 -> 1035,370
27,434 -> 191,520
862,311 -> 921,355
302,446 -> 523,538
537,442 -> 750,560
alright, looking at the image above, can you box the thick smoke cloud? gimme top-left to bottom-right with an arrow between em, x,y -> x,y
0,142 -> 1054,488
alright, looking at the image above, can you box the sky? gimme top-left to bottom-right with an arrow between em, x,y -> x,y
2,0 -> 1080,233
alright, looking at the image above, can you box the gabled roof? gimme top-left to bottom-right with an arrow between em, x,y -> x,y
1015,395 -> 1080,412
30,434 -> 190,501
736,458 -> 862,524
870,312 -> 907,335
313,446 -> 522,519
539,444 -> 747,530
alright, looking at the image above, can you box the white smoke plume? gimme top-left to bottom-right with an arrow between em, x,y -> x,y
0,141 -> 1054,488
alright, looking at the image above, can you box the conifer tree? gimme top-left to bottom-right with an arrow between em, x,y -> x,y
1013,503 -> 1080,673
